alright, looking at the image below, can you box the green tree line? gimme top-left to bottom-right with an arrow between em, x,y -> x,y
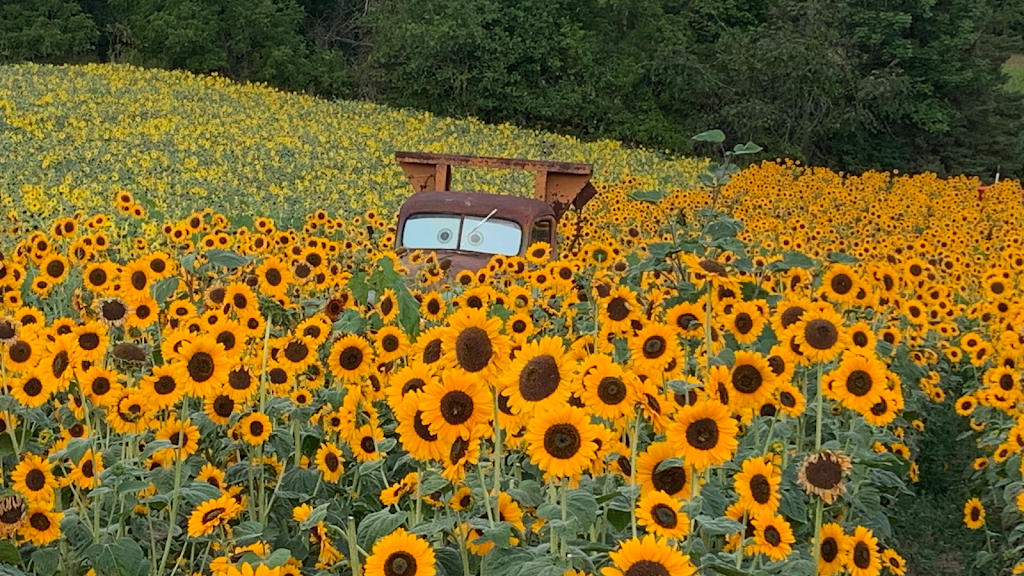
2,0 -> 1023,178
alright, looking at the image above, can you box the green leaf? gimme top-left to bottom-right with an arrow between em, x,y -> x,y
828,251 -> 860,264
704,217 -> 744,240
85,538 -> 148,576
692,129 -> 726,144
299,503 -> 330,530
731,141 -> 763,155
0,540 -> 20,566
433,547 -> 464,576
655,457 -> 684,473
29,548 -> 56,575
204,249 -> 249,268
706,563 -> 755,576
695,515 -> 744,535
262,549 -> 292,568
357,509 -> 408,550
348,271 -> 370,305
151,277 -> 179,303
629,190 -> 665,204
565,489 -> 598,530
233,520 -> 265,542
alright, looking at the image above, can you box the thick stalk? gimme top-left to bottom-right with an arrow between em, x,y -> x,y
476,463 -> 495,528
629,412 -> 640,539
347,516 -> 362,576
815,362 -> 824,451
493,387 -> 503,498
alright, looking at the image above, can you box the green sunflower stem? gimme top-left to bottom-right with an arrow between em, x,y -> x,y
347,515 -> 362,576
493,387 -> 503,499
815,362 -> 824,451
735,511 -> 746,569
158,389 -> 191,575
560,477 -> 568,561
414,464 -> 422,527
629,411 -> 640,539
704,284 -> 714,376
477,462 -> 495,529
811,498 -> 823,574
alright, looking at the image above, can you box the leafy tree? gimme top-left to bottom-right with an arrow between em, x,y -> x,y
0,0 -> 97,63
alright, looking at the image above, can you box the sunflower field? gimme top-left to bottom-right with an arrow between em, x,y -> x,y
0,63 -> 1023,576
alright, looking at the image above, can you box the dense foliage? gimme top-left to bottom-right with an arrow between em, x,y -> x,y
1,0 -> 1022,178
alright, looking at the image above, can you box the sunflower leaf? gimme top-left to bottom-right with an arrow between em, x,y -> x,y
655,457 -> 684,473
356,508 -> 408,550
204,249 -> 249,269
84,538 -> 147,576
0,540 -> 21,566
151,277 -> 179,303
695,515 -> 744,535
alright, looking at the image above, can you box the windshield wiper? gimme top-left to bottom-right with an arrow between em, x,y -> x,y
466,209 -> 498,236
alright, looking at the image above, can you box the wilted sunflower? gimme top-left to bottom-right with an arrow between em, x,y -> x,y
94,296 -> 134,328
847,526 -> 882,576
963,498 -> 985,529
328,335 -> 375,384
187,494 -> 242,538
439,307 -> 509,378
364,528 -> 435,576
734,457 -> 781,517
668,400 -> 739,471
315,442 -> 345,482
524,404 -> 599,480
635,490 -> 689,539
501,336 -> 573,417
600,534 -> 696,576
419,372 -> 491,442
0,491 -> 27,536
11,454 -> 57,505
797,450 -> 852,503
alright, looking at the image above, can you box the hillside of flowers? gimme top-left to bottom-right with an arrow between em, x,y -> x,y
0,63 -> 1023,576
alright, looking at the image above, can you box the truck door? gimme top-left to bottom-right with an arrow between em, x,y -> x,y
528,217 -> 556,256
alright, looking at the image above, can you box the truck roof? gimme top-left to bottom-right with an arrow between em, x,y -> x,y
397,190 -> 555,225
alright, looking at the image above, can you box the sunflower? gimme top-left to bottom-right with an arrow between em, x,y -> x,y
239,413 -> 273,445
419,371 -> 492,442
109,389 -> 154,435
505,311 -> 536,344
155,418 -> 200,459
820,264 -> 860,304
599,534 -> 696,576
790,305 -> 847,363
204,394 -> 238,426
598,286 -> 640,334
501,336 -> 573,417
668,400 -> 739,471
734,457 -> 780,517
196,463 -> 226,491
376,288 -> 400,324
580,356 -> 638,422
440,307 -> 509,378
0,491 -> 27,536
963,498 -> 985,529
826,352 -> 887,414
635,441 -> 690,498
881,550 -> 907,575
224,282 -> 259,317
816,523 -> 849,575
363,527 -> 435,576
724,351 -> 777,409
441,432 -> 482,483
635,490 -> 689,539
140,364 -> 185,408
11,454 -> 58,505
255,257 -> 293,299
628,322 -> 680,374
328,335 -> 375,384
187,494 -> 243,537
386,362 -> 436,411
524,405 -> 599,480
374,326 -> 409,363
70,321 -> 108,364
449,487 -> 473,511
224,364 -> 259,401
847,526 -> 882,576
349,424 -> 384,462
40,335 -> 76,392
665,301 -> 706,337
797,450 -> 852,503
9,368 -> 53,408
747,512 -> 795,561
315,442 -> 345,482
847,321 -> 877,354
175,335 -> 232,397
725,301 -> 766,344
69,449 -> 104,489
19,505 -> 62,546
94,296 -> 134,328
274,335 -> 316,373
4,328 -> 41,371
395,394 -> 445,462
775,383 -> 806,418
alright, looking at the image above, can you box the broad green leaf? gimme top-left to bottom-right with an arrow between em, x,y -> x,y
629,190 -> 664,204
732,141 -> 763,155
151,277 -> 179,303
357,509 -> 408,550
0,540 -> 19,566
29,548 -> 56,576
85,538 -> 148,576
204,249 -> 249,268
692,129 -> 726,144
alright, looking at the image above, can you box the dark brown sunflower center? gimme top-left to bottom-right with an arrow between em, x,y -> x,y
821,536 -> 839,562
450,436 -> 469,461
642,336 -> 666,359
88,268 -> 107,286
440,391 -> 474,425
853,541 -> 871,569
734,313 -> 754,334
597,376 -> 627,405
324,452 -> 340,472
804,319 -> 838,350
497,393 -> 514,415
131,271 -> 147,291
265,268 -> 283,286
543,423 -> 582,459
360,436 -> 376,453
852,332 -> 869,347
805,457 -> 843,489
284,341 -> 309,362
455,327 -> 493,373
232,293 -> 249,309
686,418 -> 720,451
999,373 -> 1014,391
187,352 -> 215,382
46,260 -> 65,278
780,307 -> 805,329
151,375 -> 176,395
25,469 -> 46,491
847,370 -> 873,396
623,560 -> 670,576
732,364 -> 763,394
426,299 -> 441,315
606,297 -> 630,322
23,377 -> 43,397
651,503 -> 677,528
652,465 -> 686,494
750,474 -> 771,504
764,525 -> 782,546
511,320 -> 527,333
402,378 -> 426,396
29,512 -> 50,531
381,335 -> 400,352
423,339 -> 442,364
830,274 -> 853,295
413,411 -> 438,442
870,398 -> 888,416
215,331 -> 236,352
519,355 -> 560,401
379,297 -> 394,316
51,351 -> 69,379
249,421 -> 264,437
338,346 -> 363,371
228,369 -> 251,391
9,341 -> 30,363
202,507 -> 226,524
969,507 -> 980,521
78,333 -> 100,350
699,259 -> 727,275
675,313 -> 697,330
101,300 -> 127,321
384,551 -> 417,576
0,503 -> 23,524
213,395 -> 235,417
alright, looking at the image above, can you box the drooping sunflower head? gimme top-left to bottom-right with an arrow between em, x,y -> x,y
797,450 -> 852,504
0,490 -> 27,536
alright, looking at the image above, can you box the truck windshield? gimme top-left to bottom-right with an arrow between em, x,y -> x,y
402,214 -> 522,255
